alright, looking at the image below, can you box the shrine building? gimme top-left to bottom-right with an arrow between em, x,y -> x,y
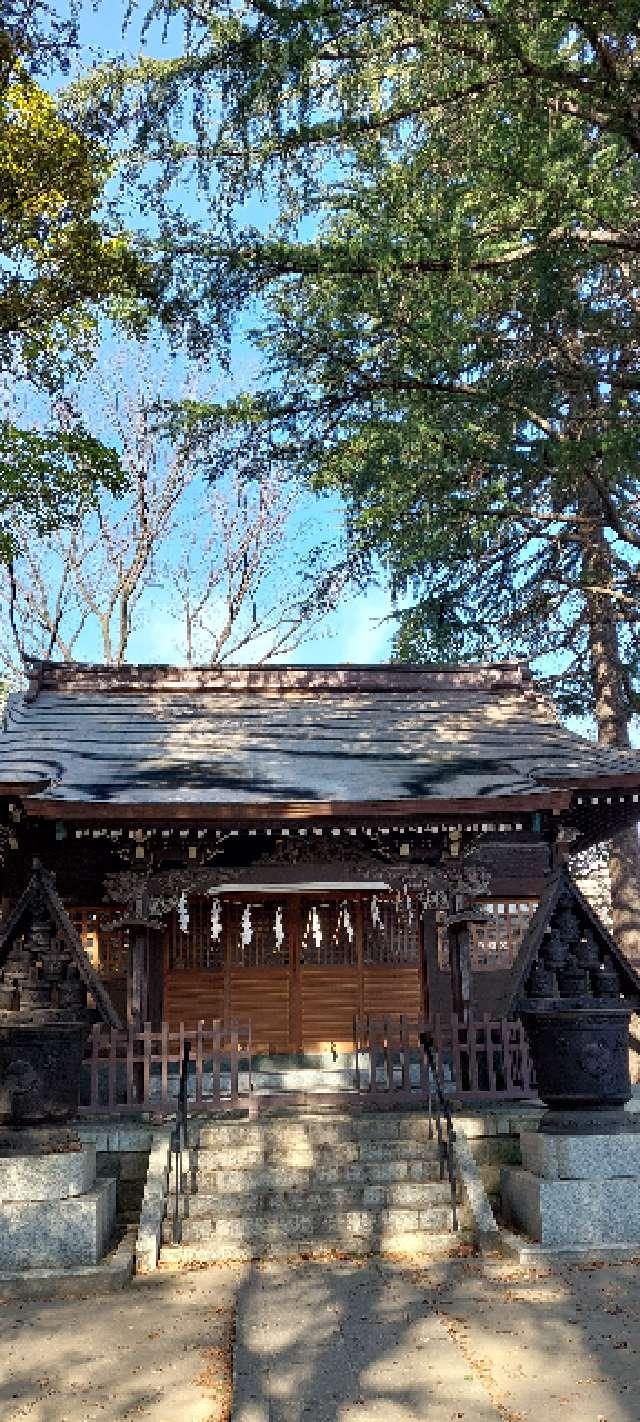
1,658 -> 640,1056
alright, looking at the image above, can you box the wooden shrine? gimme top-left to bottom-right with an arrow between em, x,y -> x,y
1,659 -> 640,1055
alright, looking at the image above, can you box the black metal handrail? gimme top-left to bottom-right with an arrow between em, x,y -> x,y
172,1039 -> 191,1245
420,1028 -> 458,1232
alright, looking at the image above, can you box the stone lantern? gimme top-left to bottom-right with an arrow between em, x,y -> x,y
0,861 -> 121,1137
0,863 -> 122,1280
506,867 -> 640,1134
500,867 -> 640,1250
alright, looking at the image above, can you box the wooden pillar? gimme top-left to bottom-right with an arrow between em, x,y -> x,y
448,921 -> 471,1020
355,894 -> 365,1024
420,907 -> 437,1021
146,929 -> 164,1030
447,909 -> 487,1021
127,928 -> 147,1028
127,927 -> 148,1102
288,894 -> 302,1054
223,897 -> 232,1033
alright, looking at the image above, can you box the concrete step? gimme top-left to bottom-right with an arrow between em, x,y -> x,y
159,1227 -> 472,1264
189,1158 -> 443,1191
0,1226 -> 135,1301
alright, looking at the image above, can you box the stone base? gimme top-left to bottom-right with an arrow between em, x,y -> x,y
501,1168 -> 640,1247
0,1225 -> 135,1299
0,1176 -> 116,1268
0,1142 -> 116,1270
1,1143 -> 96,1200
502,1128 -> 640,1248
520,1129 -> 640,1180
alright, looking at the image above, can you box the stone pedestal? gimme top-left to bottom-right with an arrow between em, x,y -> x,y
0,1142 -> 116,1269
502,1129 -> 640,1248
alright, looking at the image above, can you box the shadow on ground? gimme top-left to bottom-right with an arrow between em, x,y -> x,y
0,1264 -> 243,1422
232,1253 -> 640,1422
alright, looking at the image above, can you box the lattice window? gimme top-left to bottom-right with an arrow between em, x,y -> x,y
437,900 -> 538,971
364,895 -> 419,965
68,907 -> 128,976
300,900 -> 358,967
470,900 -> 537,970
228,901 -> 290,968
168,895 -> 224,971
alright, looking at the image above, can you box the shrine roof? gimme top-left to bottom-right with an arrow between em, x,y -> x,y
1,659 -> 640,816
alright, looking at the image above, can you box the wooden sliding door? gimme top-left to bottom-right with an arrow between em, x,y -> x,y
162,890 -> 424,1051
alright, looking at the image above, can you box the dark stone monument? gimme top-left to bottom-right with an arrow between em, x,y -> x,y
0,884 -> 90,1132
512,877 -> 640,1134
500,867 -> 640,1249
0,863 -> 121,1273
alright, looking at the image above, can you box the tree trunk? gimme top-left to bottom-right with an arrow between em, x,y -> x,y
580,482 -> 640,965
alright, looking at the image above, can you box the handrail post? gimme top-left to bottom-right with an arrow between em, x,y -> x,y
172,1038 -> 191,1246
419,1027 -> 459,1232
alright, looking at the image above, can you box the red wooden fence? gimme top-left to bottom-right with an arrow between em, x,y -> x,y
354,1012 -> 536,1102
79,1011 -> 535,1115
80,1019 -> 252,1115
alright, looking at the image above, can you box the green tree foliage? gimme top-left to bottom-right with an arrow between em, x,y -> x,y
90,2 -> 639,724
1,1 -> 159,380
0,3 -> 168,555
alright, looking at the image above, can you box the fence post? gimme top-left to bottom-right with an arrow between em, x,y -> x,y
230,1023 -> 239,1105
142,1020 -> 152,1106
211,1021 -> 221,1104
400,1015 -> 410,1094
107,1027 -> 118,1112
195,1019 -> 204,1108
89,1021 -> 101,1110
160,1021 -> 169,1111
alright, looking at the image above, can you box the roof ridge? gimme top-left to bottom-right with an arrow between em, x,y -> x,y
23,659 -> 532,701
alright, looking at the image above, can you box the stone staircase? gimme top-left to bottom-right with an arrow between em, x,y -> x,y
160,1109 -> 471,1265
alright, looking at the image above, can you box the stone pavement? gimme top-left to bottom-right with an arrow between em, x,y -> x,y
3,1254 -> 640,1421
232,1256 -> 640,1422
0,1263 -> 245,1422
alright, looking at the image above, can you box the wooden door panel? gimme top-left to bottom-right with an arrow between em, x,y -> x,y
163,969 -> 224,1031
300,967 -> 360,1052
363,966 -> 421,1019
229,967 -> 290,1052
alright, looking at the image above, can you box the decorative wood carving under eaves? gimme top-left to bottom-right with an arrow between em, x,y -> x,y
104,837 -> 491,918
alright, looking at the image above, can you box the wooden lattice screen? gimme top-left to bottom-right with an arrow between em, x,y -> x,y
364,897 -> 419,965
300,900 -> 359,966
227,900 -> 290,968
437,899 -> 538,971
68,906 -> 127,976
167,898 -> 224,971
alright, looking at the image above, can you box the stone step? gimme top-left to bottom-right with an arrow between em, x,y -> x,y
159,1228 -> 472,1265
196,1113 -> 437,1150
192,1137 -> 441,1171
162,1200 -> 454,1246
169,1179 -> 453,1219
189,1157 -> 443,1191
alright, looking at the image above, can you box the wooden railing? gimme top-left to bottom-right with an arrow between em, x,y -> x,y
354,1012 -> 536,1102
80,1019 -> 252,1115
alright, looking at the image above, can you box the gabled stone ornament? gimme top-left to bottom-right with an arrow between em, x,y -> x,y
0,860 -> 121,1133
501,865 -> 640,1134
0,860 -> 121,1030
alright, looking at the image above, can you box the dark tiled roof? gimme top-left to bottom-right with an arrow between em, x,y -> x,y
1,660 -> 639,808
